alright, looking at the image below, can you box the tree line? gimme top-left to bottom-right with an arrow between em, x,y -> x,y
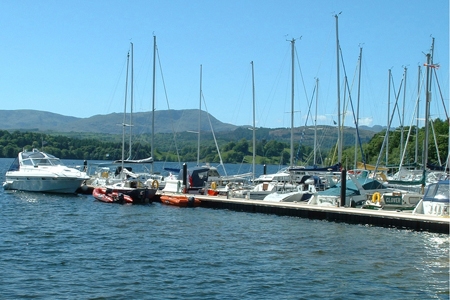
0,118 -> 447,168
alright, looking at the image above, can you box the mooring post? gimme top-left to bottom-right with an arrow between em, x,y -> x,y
340,168 -> 346,207
182,163 -> 187,194
263,164 -> 267,175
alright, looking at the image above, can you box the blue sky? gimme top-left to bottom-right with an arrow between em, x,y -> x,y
0,0 -> 448,130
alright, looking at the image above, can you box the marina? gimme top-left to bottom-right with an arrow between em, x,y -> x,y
0,2 -> 448,298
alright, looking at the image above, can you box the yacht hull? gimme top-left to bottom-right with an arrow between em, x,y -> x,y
4,175 -> 86,194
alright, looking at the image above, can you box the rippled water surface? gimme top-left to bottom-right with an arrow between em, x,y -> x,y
0,159 -> 448,299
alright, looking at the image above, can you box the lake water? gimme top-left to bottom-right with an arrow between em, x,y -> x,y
0,158 -> 448,299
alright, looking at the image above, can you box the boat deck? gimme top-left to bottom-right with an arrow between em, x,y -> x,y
156,192 -> 450,234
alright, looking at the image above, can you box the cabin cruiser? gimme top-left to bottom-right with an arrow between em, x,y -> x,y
3,149 -> 89,193
413,180 -> 450,217
263,175 -> 326,202
232,166 -> 334,200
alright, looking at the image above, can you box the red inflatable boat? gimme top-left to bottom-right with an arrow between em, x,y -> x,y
92,187 -> 133,204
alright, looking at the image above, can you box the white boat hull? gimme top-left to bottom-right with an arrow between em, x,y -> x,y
263,191 -> 310,202
162,178 -> 184,193
308,195 -> 342,206
421,201 -> 449,216
4,175 -> 86,193
413,200 -> 450,217
412,180 -> 449,217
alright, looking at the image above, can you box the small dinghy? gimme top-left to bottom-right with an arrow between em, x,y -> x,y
93,187 -> 133,204
160,194 -> 201,207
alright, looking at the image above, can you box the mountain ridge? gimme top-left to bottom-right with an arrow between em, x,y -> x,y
0,109 -> 384,134
0,109 -> 237,134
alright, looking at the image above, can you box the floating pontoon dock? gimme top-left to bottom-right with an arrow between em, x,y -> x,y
156,192 -> 449,234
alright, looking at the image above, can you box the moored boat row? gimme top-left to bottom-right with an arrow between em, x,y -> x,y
2,149 -> 448,215
2,149 -> 160,204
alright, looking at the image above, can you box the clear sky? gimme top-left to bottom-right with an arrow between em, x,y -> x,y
0,0 -> 448,129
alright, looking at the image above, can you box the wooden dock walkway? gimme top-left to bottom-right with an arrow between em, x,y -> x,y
156,192 -> 450,234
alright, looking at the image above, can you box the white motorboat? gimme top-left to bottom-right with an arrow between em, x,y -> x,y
3,149 -> 89,193
413,180 -> 450,217
231,168 -> 306,200
263,176 -> 324,202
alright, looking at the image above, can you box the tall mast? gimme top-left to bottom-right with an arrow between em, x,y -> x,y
415,65 -> 421,164
314,78 -> 319,166
335,14 -> 342,165
354,46 -> 362,169
251,61 -> 256,181
129,42 -> 133,160
423,38 -> 434,170
197,64 -> 202,166
290,38 -> 295,168
386,69 -> 391,165
400,67 -> 407,161
121,50 -> 130,178
151,35 -> 156,173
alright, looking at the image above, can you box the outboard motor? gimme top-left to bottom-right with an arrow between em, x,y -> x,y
187,196 -> 195,207
116,193 -> 125,204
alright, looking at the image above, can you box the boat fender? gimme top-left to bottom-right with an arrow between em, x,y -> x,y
177,181 -> 181,193
372,192 -> 381,203
211,181 -> 217,190
188,196 -> 195,207
151,180 -> 159,189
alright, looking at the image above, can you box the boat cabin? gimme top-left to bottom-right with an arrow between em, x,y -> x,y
8,149 -> 64,171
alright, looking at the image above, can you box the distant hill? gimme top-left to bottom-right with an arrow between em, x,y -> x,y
360,125 -> 386,132
0,109 -> 383,148
0,109 -> 237,134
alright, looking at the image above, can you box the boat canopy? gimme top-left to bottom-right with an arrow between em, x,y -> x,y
317,177 -> 387,197
177,166 -> 217,188
423,180 -> 450,203
113,157 -> 153,164
19,149 -> 63,166
288,163 -> 341,173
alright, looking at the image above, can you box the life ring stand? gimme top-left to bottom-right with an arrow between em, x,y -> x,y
372,192 -> 381,203
151,180 -> 159,189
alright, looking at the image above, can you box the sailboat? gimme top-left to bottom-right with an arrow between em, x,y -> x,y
360,38 -> 450,211
308,14 -> 373,207
162,64 -> 250,196
90,43 -> 157,204
261,38 -> 341,202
